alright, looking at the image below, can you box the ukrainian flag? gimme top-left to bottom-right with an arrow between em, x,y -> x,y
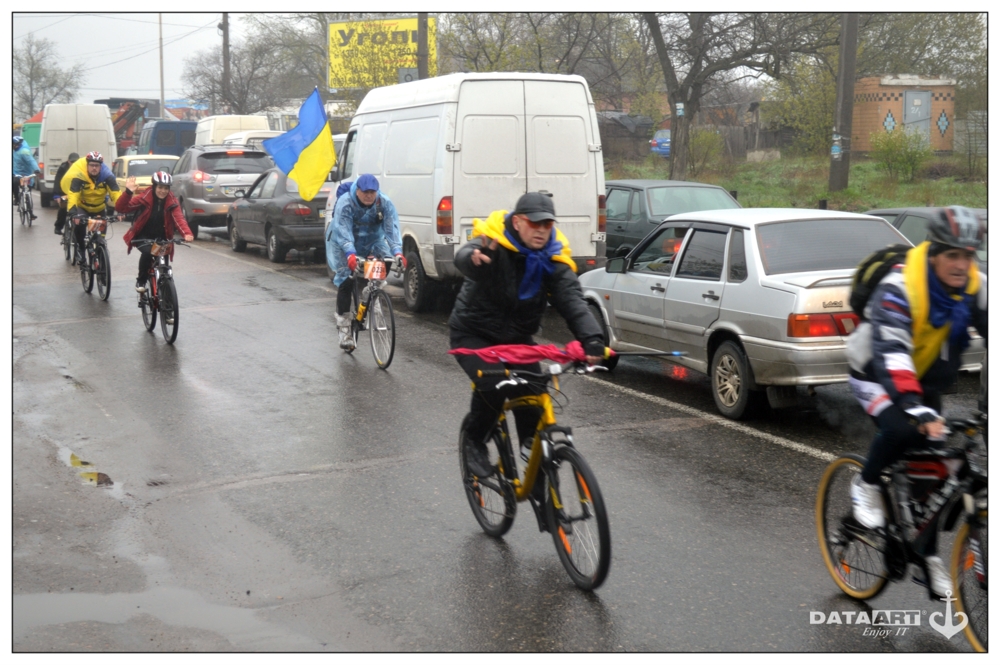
262,88 -> 336,201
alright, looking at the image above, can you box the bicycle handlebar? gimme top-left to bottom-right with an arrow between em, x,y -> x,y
352,256 -> 403,278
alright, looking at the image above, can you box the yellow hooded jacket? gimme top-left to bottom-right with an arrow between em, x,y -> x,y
61,158 -> 121,214
471,210 -> 577,273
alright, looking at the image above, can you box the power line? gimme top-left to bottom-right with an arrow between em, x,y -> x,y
13,13 -> 219,28
84,20 -> 218,71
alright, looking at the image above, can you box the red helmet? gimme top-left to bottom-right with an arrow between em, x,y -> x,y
151,171 -> 172,187
86,151 -> 103,164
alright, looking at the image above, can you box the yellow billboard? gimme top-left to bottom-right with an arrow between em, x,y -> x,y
328,17 -> 437,90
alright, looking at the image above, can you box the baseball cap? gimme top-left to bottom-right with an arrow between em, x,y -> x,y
356,173 -> 379,192
513,191 -> 556,223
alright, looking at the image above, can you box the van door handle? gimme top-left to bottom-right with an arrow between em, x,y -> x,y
650,284 -> 665,293
702,291 -> 720,300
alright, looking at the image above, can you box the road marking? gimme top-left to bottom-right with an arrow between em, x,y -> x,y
582,375 -> 836,462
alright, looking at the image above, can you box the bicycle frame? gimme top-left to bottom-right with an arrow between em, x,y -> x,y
496,391 -> 560,502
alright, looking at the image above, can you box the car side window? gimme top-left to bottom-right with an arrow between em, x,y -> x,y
676,229 -> 727,280
259,172 -> 280,199
606,188 -> 630,221
341,130 -> 357,178
112,160 -> 121,177
630,191 -> 642,220
247,173 -> 268,200
727,229 -> 747,282
174,154 -> 188,174
632,226 -> 688,274
897,214 -> 929,245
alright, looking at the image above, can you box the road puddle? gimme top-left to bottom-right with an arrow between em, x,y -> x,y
58,447 -> 121,497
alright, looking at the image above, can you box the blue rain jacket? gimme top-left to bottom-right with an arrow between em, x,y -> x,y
13,145 -> 40,177
325,181 -> 402,287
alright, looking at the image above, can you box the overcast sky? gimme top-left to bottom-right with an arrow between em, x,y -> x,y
12,13 -> 250,105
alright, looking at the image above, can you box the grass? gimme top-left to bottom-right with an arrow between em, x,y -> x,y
606,154 -> 987,212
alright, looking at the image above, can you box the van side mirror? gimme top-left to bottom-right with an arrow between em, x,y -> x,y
606,257 -> 627,273
329,166 -> 340,182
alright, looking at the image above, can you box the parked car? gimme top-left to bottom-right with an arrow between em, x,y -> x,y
580,208 -> 985,420
171,144 -> 274,239
605,180 -> 740,257
866,206 -> 987,273
111,155 -> 179,194
226,167 -> 333,263
649,129 -> 671,157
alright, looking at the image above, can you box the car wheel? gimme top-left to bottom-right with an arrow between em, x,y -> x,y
229,220 -> 247,252
266,227 -> 287,263
588,302 -> 619,371
403,250 -> 434,312
711,340 -> 764,420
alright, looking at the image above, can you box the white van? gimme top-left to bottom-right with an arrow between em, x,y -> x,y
195,115 -> 271,146
37,104 -> 117,207
222,129 -> 284,150
332,72 -> 607,312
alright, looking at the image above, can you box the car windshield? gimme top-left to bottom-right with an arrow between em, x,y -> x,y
654,130 -> 671,140
756,219 -> 908,275
127,159 -> 176,177
196,151 -> 273,174
646,187 -> 738,218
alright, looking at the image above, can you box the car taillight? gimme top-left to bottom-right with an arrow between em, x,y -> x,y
787,313 -> 858,338
226,150 -> 244,155
192,170 -> 216,184
38,162 -> 44,171
437,196 -> 453,235
597,194 -> 606,233
651,140 -> 658,147
284,202 -> 310,216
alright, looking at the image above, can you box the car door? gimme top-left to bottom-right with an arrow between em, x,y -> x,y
611,223 -> 690,350
623,188 -> 657,250
605,187 -> 632,254
241,172 -> 273,243
259,172 -> 283,236
663,225 -> 729,358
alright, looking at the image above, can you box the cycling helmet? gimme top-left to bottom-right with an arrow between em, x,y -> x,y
928,205 -> 984,252
151,171 -> 172,187
13,136 -> 24,148
86,151 -> 104,164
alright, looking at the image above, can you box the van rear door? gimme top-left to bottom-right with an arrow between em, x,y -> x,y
524,79 -> 600,267
452,80 -> 527,244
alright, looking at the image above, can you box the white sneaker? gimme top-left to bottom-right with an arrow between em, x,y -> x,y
850,475 -> 885,529
335,314 -> 355,350
924,556 -> 953,598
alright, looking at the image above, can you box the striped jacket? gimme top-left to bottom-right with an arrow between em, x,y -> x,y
847,244 -> 987,420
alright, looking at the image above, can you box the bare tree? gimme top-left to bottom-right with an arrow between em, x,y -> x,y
643,12 -> 841,180
13,34 -> 85,122
181,38 -> 289,115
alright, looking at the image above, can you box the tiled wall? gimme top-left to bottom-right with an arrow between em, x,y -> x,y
851,77 -> 955,152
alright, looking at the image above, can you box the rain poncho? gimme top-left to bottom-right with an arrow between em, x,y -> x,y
325,180 -> 402,287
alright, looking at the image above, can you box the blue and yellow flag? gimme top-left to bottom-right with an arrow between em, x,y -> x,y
262,88 -> 336,201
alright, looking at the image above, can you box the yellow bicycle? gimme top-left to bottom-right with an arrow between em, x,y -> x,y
456,345 -> 611,591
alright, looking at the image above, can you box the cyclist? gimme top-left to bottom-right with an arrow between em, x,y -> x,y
326,173 -> 404,350
846,205 -> 987,597
63,152 -> 122,263
449,191 -> 606,477
13,136 -> 40,219
52,152 -> 79,235
117,172 -> 194,292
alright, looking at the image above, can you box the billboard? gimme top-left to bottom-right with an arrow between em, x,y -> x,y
328,17 -> 437,90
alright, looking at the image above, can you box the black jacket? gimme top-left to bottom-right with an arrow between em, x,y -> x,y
448,219 -> 604,355
54,161 -> 72,196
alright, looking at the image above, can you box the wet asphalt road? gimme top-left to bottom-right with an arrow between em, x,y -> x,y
12,196 -> 983,652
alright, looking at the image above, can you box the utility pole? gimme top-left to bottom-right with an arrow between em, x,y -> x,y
417,13 -> 429,80
829,13 -> 859,192
159,14 -> 165,118
221,13 -> 231,113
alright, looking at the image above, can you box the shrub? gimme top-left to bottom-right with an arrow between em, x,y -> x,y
919,158 -> 964,180
869,129 -> 933,182
688,128 -> 724,177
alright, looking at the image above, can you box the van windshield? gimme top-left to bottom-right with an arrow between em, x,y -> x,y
196,151 -> 273,174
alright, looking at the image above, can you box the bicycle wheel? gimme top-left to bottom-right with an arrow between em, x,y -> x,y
545,443 -> 611,590
369,289 -> 396,369
94,244 -> 111,301
951,509 -> 987,652
459,419 -> 516,537
80,248 -> 94,293
345,288 -> 360,354
141,288 -> 157,331
25,191 -> 33,227
815,455 -> 889,599
62,225 -> 72,261
158,278 -> 179,344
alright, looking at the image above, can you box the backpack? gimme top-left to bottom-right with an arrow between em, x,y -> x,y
849,244 -> 911,318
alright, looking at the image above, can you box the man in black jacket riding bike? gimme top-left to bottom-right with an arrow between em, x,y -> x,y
449,191 -> 606,477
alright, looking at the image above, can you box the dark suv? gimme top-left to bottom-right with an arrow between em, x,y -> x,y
171,144 -> 273,238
